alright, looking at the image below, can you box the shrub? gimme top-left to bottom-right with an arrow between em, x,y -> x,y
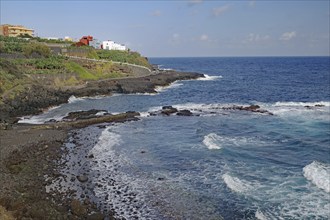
96,50 -> 151,68
33,56 -> 65,70
22,43 -> 51,57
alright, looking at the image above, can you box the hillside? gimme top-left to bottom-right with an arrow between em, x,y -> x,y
0,36 -> 153,123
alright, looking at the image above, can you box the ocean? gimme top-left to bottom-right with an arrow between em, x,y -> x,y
22,57 -> 330,219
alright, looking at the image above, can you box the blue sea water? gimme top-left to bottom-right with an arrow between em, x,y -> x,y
23,57 -> 330,219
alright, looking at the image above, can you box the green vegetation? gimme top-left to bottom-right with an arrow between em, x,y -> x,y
22,43 -> 51,57
0,35 -> 51,57
0,35 -> 151,103
96,50 -> 151,68
65,61 -> 97,80
0,36 -> 26,53
33,36 -> 67,44
0,59 -> 27,102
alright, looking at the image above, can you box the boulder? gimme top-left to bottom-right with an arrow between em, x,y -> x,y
242,105 -> 260,111
161,106 -> 178,115
63,109 -> 108,121
77,175 -> 88,183
87,212 -> 105,220
177,110 -> 193,116
70,199 -> 87,217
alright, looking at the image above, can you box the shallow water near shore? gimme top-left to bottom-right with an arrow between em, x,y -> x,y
29,57 -> 329,219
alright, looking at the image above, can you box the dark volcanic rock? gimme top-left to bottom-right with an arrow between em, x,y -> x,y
161,106 -> 178,115
87,212 -> 106,220
222,105 -> 273,115
177,109 -> 193,116
1,70 -> 203,125
77,175 -> 89,183
71,199 -> 88,216
242,105 -> 260,111
63,109 -> 108,121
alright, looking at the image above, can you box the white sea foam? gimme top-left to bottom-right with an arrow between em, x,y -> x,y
303,161 -> 330,193
68,95 -> 83,103
255,210 -> 269,220
138,111 -> 151,118
18,115 -> 50,124
157,65 -> 173,71
155,82 -> 183,92
203,133 -> 222,149
197,74 -> 223,81
274,101 -> 330,107
90,128 -> 122,155
222,173 -> 253,193
202,132 -> 267,150
95,111 -> 108,116
172,102 -> 227,116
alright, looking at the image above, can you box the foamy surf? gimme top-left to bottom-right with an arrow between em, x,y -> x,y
222,173 -> 253,193
303,161 -> 330,193
68,95 -> 83,103
197,74 -> 222,81
203,133 -> 222,149
202,132 -> 267,150
155,81 -> 183,92
255,210 -> 269,220
274,101 -> 330,107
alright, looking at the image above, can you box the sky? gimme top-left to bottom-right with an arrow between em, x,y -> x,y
1,0 -> 329,57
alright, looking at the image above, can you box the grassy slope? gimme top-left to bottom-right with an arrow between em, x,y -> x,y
0,36 -> 151,104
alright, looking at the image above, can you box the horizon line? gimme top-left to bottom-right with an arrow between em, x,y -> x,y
148,55 -> 330,58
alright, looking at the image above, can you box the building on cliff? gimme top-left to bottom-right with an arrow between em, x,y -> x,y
102,40 -> 127,51
75,35 -> 101,49
0,24 -> 34,37
76,35 -> 94,46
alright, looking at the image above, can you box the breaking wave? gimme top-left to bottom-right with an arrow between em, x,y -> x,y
303,161 -> 330,193
197,74 -> 223,81
203,133 -> 222,150
155,82 -> 183,92
222,173 -> 253,193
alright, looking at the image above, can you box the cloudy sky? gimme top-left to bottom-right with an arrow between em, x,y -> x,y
1,0 -> 329,57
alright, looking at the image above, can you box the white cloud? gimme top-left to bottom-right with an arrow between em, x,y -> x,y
200,34 -> 209,41
212,5 -> 229,17
247,33 -> 270,42
151,10 -> 162,17
280,31 -> 296,41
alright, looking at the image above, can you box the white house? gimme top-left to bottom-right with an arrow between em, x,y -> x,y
102,40 -> 126,51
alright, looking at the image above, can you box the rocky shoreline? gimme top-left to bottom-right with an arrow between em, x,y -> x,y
0,70 -> 203,126
0,70 -> 203,219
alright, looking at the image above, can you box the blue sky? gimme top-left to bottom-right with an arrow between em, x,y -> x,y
1,0 -> 329,57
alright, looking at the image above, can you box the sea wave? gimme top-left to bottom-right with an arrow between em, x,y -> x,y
203,133 -> 222,150
157,65 -> 173,71
68,95 -> 83,103
155,82 -> 183,92
197,74 -> 223,81
202,132 -> 267,150
222,173 -> 253,193
303,161 -> 330,193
